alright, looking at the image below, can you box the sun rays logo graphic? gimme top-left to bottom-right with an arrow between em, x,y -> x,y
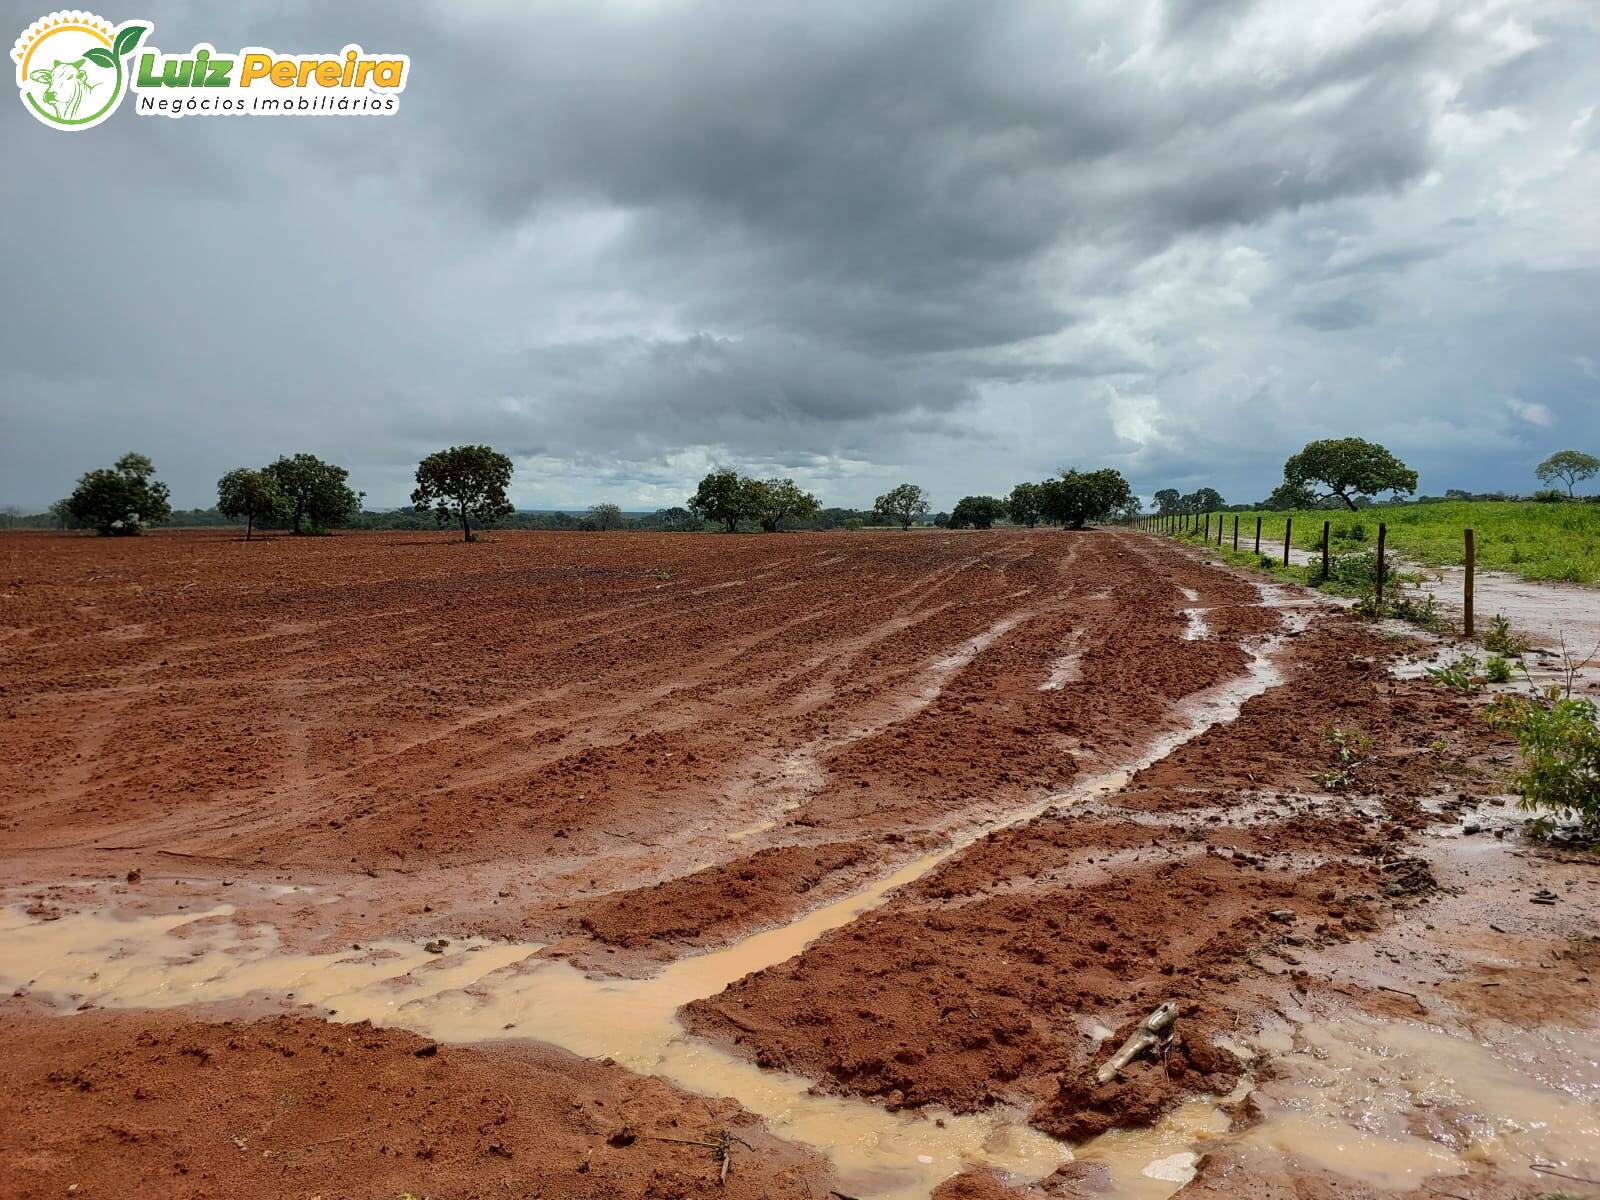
13,10 -> 148,130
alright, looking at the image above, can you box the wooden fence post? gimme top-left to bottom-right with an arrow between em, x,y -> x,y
1203,512 -> 1210,541
1283,517 -> 1292,567
1217,514 -> 1223,546
1232,515 -> 1239,551
1253,516 -> 1261,554
1321,520 -> 1330,582
1376,522 -> 1387,604
1463,528 -> 1475,637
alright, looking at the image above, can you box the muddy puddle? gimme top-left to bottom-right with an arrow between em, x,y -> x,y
0,600 -> 1336,1199
1241,1015 -> 1600,1190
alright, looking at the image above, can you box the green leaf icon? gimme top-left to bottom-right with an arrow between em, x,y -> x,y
112,23 -> 148,60
83,46 -> 115,68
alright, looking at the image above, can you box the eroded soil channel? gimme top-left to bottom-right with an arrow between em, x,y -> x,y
2,529 -> 1596,1199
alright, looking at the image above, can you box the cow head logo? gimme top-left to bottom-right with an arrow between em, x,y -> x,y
13,11 -> 148,130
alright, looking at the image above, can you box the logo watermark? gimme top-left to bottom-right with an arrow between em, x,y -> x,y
13,10 -> 409,130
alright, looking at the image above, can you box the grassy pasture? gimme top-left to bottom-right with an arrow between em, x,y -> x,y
1173,501 -> 1600,585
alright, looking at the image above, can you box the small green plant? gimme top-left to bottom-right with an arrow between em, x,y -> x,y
1483,654 -> 1512,683
1312,726 -> 1372,791
1480,613 -> 1529,656
1388,590 -> 1446,632
1427,653 -> 1482,692
1326,547 -> 1380,587
1487,690 -> 1600,838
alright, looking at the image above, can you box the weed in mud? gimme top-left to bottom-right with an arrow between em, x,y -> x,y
1480,613 -> 1530,656
1484,654 -> 1513,683
1486,690 -> 1600,839
1312,726 -> 1372,791
1389,590 -> 1448,632
1428,653 -> 1482,692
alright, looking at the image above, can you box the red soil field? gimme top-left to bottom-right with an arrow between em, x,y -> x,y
1,528 -> 1594,1200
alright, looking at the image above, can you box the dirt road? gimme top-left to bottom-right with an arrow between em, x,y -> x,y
1,529 -> 1595,1199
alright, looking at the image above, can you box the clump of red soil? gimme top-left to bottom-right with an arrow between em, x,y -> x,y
1131,622 -> 1512,803
0,1007 -> 829,1200
570,839 -> 877,960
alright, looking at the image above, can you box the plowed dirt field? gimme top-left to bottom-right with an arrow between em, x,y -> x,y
1,529 -> 1595,1200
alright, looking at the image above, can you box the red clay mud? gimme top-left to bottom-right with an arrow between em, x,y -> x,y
681,614 -> 1518,1143
0,1007 -> 826,1200
2,528 -> 1593,1200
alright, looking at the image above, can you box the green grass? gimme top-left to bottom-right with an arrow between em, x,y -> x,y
1159,501 -> 1600,585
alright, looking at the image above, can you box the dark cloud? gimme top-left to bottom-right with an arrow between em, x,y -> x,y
2,0 -> 1596,512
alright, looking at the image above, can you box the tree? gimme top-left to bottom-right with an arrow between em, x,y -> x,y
265,453 -> 362,534
589,502 -> 625,531
745,477 -> 820,532
411,445 -> 515,542
874,483 -> 930,529
48,498 -> 74,531
949,495 -> 1006,529
1280,438 -> 1417,511
1006,482 -> 1043,528
1265,479 -> 1319,510
1180,487 -> 1225,514
1153,488 -> 1181,515
216,467 -> 287,541
1535,450 -> 1599,498
689,469 -> 749,533
1038,468 -> 1132,530
654,506 -> 702,532
66,452 -> 172,536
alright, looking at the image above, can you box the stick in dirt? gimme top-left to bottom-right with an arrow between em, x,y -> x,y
1095,1001 -> 1179,1084
1283,516 -> 1292,567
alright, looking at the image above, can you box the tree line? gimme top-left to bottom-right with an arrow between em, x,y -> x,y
29,437 -> 1596,539
1145,439 -> 1599,518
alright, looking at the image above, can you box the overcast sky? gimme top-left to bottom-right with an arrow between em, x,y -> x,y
3,0 -> 1597,512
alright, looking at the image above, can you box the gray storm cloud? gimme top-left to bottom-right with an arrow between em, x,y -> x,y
2,0 -> 1596,511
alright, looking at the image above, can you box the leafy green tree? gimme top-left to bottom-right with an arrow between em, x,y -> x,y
874,483 -> 930,529
1153,488 -> 1181,515
1038,468 -> 1132,529
588,502 -> 625,531
265,453 -> 363,534
1265,479 -> 1319,510
745,477 -> 820,532
411,445 -> 515,542
48,498 -> 74,531
1006,482 -> 1043,528
949,495 -> 1006,528
1535,450 -> 1599,498
216,467 -> 287,541
1280,438 -> 1417,511
654,506 -> 702,532
66,452 -> 172,536
1181,486 -> 1225,513
689,468 -> 749,532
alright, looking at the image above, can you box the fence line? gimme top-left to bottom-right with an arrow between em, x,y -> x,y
1126,509 -> 1479,639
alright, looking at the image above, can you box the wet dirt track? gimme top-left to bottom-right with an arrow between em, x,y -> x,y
1,528 -> 1596,1199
